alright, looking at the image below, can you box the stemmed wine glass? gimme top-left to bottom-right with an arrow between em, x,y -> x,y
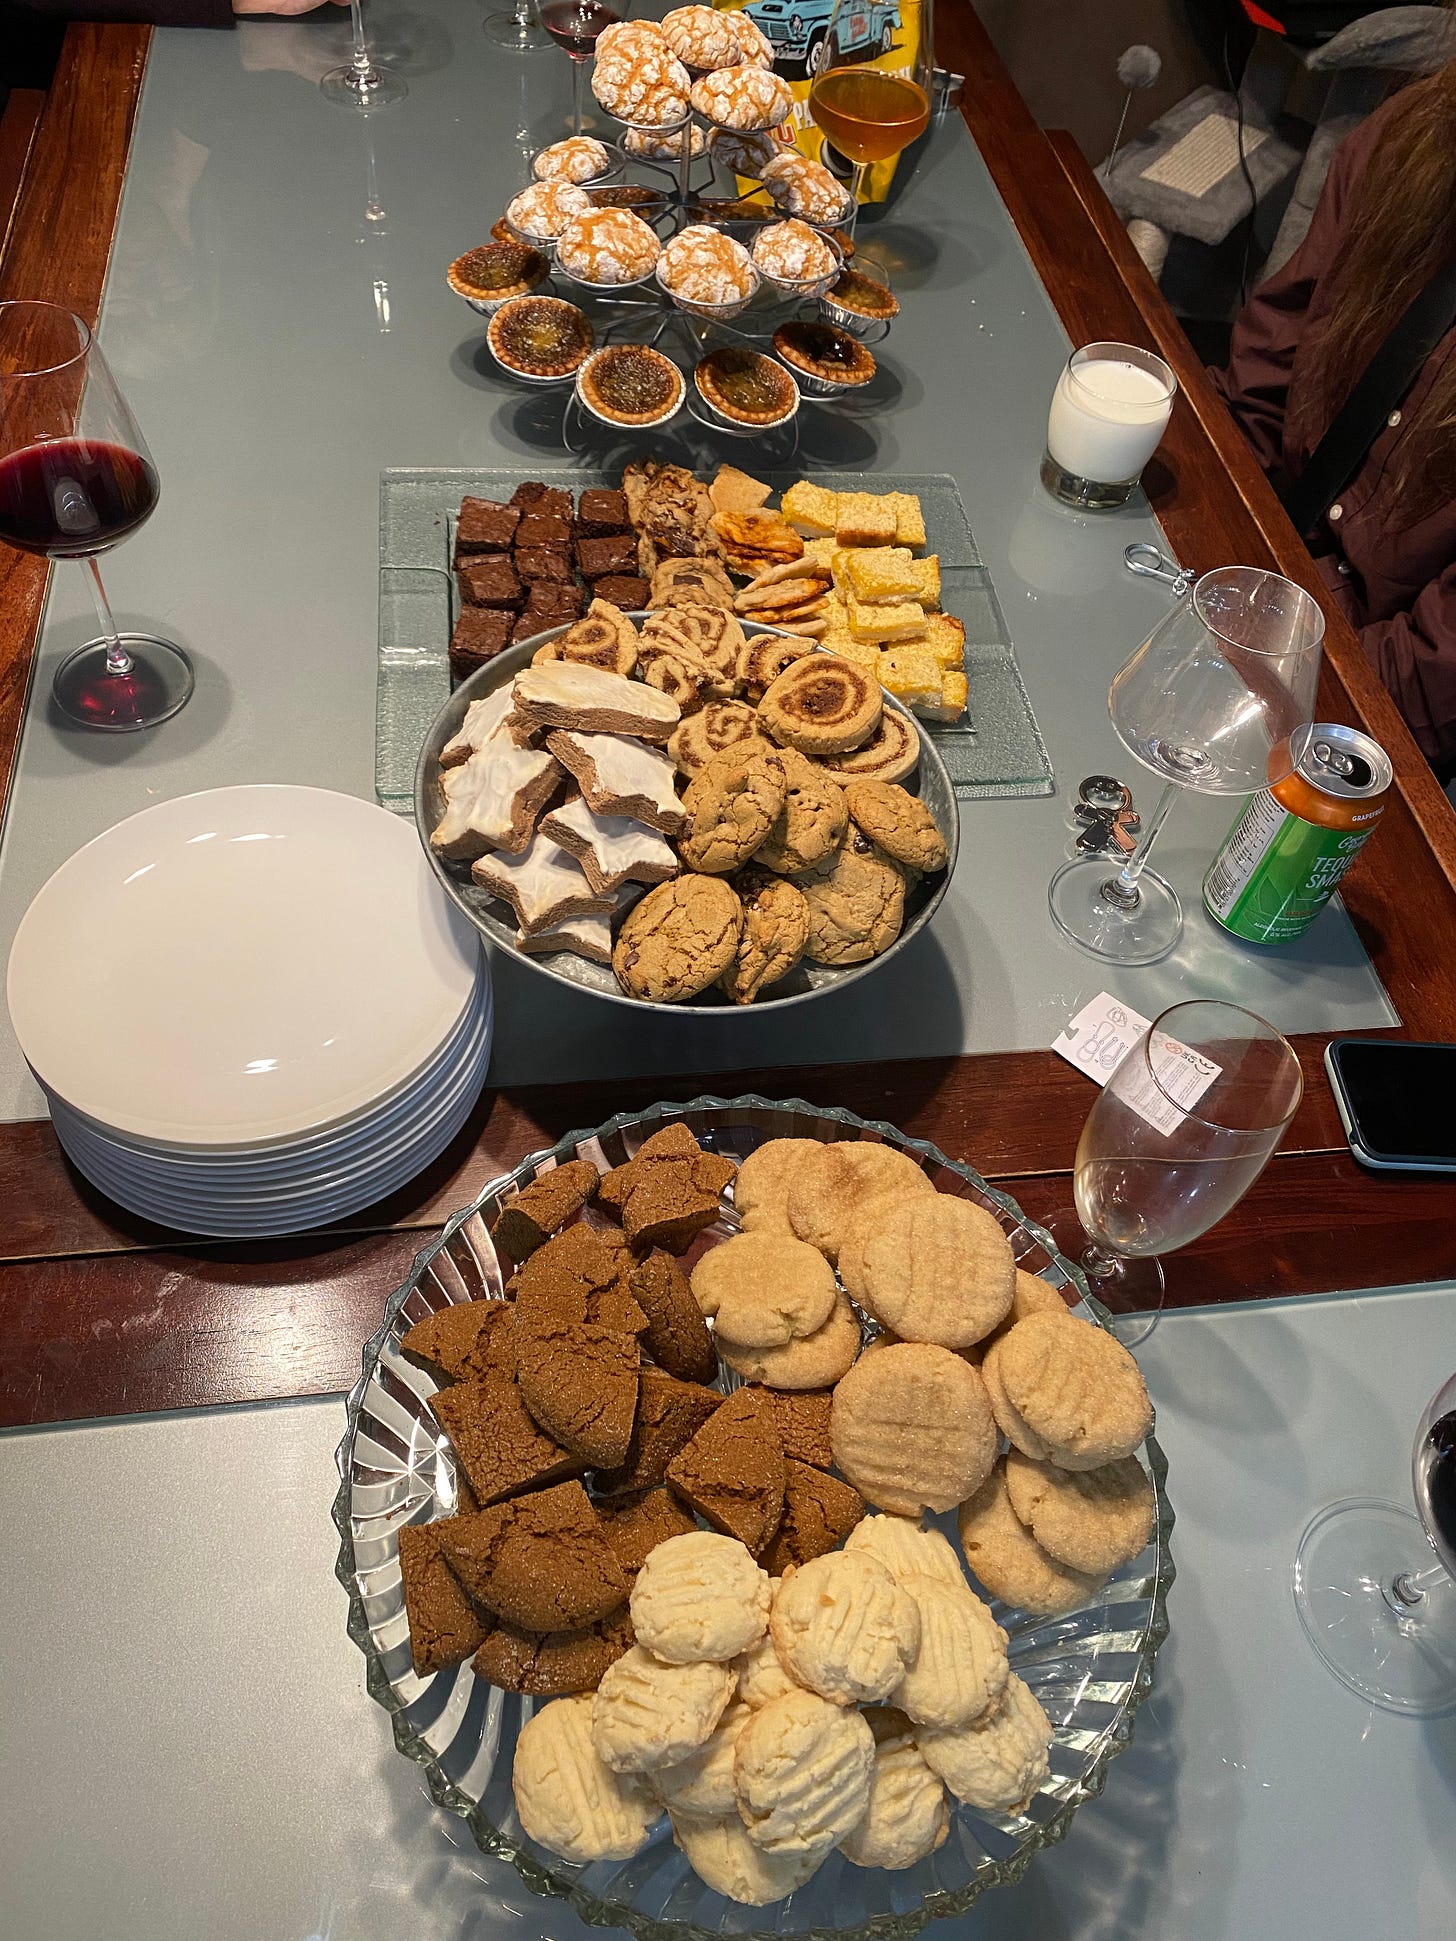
1049,566 -> 1325,965
486,0 -> 551,54
1294,1371 -> 1456,1715
808,0 -> 934,231
539,0 -> 622,135
0,300 -> 192,732
1044,1000 -> 1304,1347
321,0 -> 407,109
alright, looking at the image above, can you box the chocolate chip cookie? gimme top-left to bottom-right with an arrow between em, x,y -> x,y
794,833 -> 906,964
721,866 -> 809,1004
680,745 -> 788,876
753,748 -> 847,874
844,780 -> 949,873
613,874 -> 744,1001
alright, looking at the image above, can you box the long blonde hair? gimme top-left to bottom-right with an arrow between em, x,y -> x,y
1294,56 -> 1456,516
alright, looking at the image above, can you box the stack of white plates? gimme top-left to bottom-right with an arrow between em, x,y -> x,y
7,785 -> 490,1238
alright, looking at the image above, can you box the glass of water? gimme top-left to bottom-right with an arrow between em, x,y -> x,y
1043,1000 -> 1304,1346
1041,341 -> 1176,510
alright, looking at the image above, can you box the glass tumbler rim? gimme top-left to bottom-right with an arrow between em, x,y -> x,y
1141,998 -> 1304,1135
0,299 -> 92,381
1065,340 -> 1177,409
1190,564 -> 1326,660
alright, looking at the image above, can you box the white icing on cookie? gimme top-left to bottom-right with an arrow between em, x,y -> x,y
471,830 -> 613,931
440,684 -> 517,767
546,729 -> 687,834
430,741 -> 559,859
540,794 -> 679,892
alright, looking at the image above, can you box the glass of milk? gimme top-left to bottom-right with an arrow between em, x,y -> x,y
1041,342 -> 1177,510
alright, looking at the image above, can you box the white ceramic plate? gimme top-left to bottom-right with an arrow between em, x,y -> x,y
8,786 -> 482,1148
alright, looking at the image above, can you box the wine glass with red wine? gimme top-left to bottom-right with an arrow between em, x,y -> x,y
0,301 -> 192,731
808,0 -> 934,230
540,0 -> 622,135
1294,1369 -> 1456,1715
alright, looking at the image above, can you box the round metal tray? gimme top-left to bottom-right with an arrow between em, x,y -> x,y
333,1095 -> 1174,1940
413,625 -> 960,1013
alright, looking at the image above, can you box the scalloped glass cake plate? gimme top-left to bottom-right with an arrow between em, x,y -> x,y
333,1096 -> 1174,1938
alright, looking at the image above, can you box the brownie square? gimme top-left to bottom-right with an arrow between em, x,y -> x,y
516,512 -> 573,550
508,482 -> 573,519
456,498 -> 520,555
523,581 -> 584,621
450,607 -> 513,680
577,533 -> 640,581
576,488 -> 631,538
458,555 -> 523,610
516,547 -> 577,585
595,575 -> 650,611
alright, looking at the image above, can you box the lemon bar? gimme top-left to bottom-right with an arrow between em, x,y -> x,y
917,669 -> 968,722
780,481 -> 840,537
822,632 -> 881,667
887,492 -> 926,549
848,592 -> 927,641
839,546 -> 923,603
878,646 -> 943,710
835,493 -> 898,547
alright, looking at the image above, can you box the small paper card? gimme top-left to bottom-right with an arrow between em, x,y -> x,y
1052,993 -> 1222,1135
1051,992 -> 1153,1085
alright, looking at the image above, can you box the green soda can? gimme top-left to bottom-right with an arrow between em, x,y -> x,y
1203,723 -> 1391,945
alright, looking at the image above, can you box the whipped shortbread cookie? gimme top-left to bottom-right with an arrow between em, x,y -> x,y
770,1551 -> 919,1707
838,1709 -> 950,1871
513,1694 -> 659,1861
630,1529 -> 771,1663
734,1688 -> 875,1858
890,1571 -> 1009,1731
917,1673 -> 1053,1815
591,1645 -> 734,1774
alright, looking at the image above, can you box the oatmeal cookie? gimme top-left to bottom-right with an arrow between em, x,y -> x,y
844,779 -> 949,872
722,865 -> 809,1003
613,874 -> 744,1001
795,834 -> 907,965
680,745 -> 788,876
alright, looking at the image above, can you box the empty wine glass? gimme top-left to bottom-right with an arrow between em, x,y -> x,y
1043,1000 -> 1304,1347
1049,566 -> 1324,965
486,0 -> 550,53
0,300 -> 192,731
321,0 -> 407,108
1294,1371 -> 1456,1715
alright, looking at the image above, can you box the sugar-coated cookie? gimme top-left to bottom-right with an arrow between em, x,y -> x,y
844,1512 -> 966,1590
982,1314 -> 1152,1470
918,1673 -> 1053,1814
957,1460 -> 1107,1616
786,1141 -> 935,1262
670,1809 -> 823,1905
891,1571 -> 1008,1730
732,1137 -> 828,1234
591,1645 -> 735,1773
717,1289 -> 862,1389
514,1694 -> 660,1861
969,1268 -> 1071,1363
651,1699 -> 752,1819
770,1551 -> 920,1706
734,1689 -> 876,1857
1004,1448 -> 1156,1576
830,1343 -> 999,1517
838,1711 -> 950,1870
689,1231 -> 837,1348
630,1529 -> 771,1663
857,1195 -> 1016,1350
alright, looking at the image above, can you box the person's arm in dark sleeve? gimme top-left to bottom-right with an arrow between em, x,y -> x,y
1209,113 -> 1371,482
1359,560 -> 1456,774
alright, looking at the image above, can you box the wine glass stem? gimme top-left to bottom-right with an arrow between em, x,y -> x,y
1388,1560 -> 1447,1609
82,558 -> 133,679
845,161 -> 868,240
572,58 -> 586,138
1104,781 -> 1180,909
1080,1240 -> 1125,1283
349,0 -> 379,84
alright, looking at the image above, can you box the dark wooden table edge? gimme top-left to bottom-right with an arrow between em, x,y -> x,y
0,11 -> 1453,1430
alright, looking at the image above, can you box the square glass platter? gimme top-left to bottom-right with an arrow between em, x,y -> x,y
376,469 -> 1053,809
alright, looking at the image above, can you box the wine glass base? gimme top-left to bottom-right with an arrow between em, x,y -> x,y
1049,856 -> 1183,965
483,17 -> 550,50
1294,1499 -> 1456,1716
1039,1206 -> 1164,1348
52,635 -> 194,732
319,64 -> 408,109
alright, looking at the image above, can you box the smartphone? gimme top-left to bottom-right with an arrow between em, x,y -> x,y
1325,1039 -> 1456,1173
